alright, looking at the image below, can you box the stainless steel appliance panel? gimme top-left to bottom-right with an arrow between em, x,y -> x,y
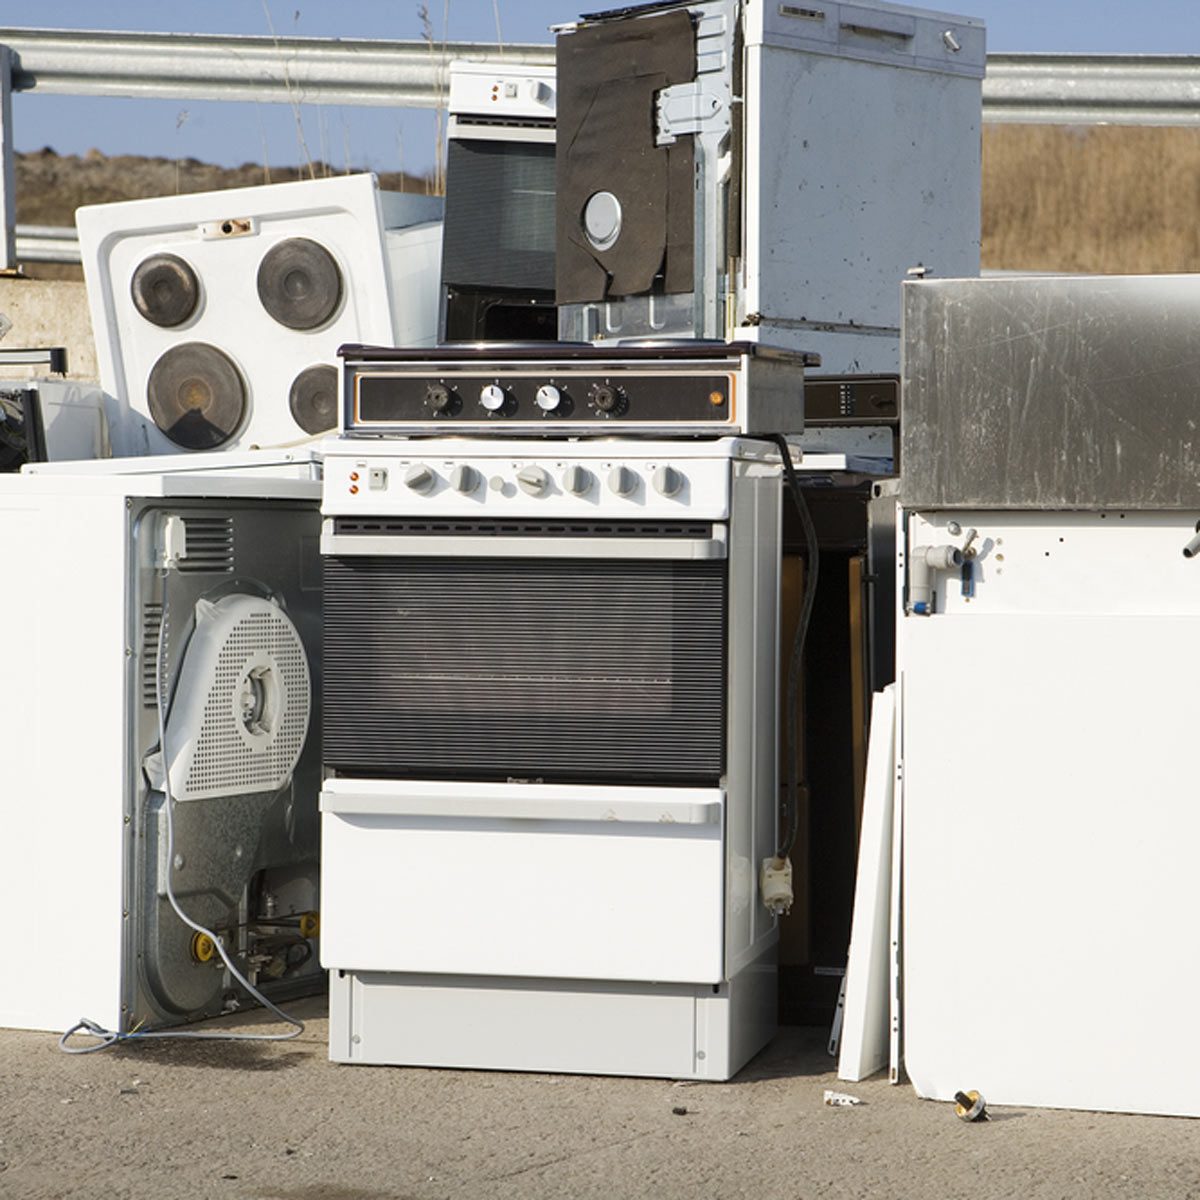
901,275 -> 1200,510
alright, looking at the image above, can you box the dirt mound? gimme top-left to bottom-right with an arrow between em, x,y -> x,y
14,148 -> 436,279
16,146 -> 434,228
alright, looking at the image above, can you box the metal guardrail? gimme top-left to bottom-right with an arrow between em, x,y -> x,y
1,30 -> 1199,269
985,53 -> 1200,125
15,224 -> 79,263
0,29 -> 554,107
2,30 -> 1198,123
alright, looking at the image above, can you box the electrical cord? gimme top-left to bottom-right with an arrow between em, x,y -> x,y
769,434 -> 820,862
59,583 -> 305,1054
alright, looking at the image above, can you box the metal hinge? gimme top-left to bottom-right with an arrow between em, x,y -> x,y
654,80 -> 729,146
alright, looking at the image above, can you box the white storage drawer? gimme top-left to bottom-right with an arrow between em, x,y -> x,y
319,778 -> 726,984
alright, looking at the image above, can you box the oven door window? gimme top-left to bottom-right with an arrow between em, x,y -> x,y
441,139 -> 556,293
323,555 -> 727,784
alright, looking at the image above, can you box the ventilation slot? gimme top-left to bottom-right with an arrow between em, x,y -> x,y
179,516 -> 235,573
454,114 -> 556,131
141,602 -> 164,708
331,518 -> 714,539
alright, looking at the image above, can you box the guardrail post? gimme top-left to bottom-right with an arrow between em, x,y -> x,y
0,45 -> 15,272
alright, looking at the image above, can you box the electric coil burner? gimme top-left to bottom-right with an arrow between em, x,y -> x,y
146,342 -> 248,450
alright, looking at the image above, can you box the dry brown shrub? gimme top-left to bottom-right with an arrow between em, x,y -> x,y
983,124 -> 1200,274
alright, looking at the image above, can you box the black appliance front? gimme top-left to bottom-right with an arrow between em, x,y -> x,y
0,387 -> 44,471
441,138 -> 557,342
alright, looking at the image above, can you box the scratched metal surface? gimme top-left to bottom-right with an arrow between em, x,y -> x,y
899,275 -> 1200,510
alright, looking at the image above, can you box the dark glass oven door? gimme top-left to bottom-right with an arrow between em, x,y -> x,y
323,529 -> 728,784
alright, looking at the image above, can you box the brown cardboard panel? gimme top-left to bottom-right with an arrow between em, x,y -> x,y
777,555 -> 807,782
777,786 -> 811,967
555,9 -> 697,304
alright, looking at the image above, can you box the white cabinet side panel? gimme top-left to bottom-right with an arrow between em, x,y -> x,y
0,496 -> 128,1031
838,684 -> 896,1082
903,614 -> 1200,1116
725,465 -> 781,978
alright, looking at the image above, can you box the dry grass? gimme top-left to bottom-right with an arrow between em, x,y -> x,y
983,124 -> 1200,274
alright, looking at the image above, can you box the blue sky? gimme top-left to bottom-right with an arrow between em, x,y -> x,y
10,1 -> 1200,173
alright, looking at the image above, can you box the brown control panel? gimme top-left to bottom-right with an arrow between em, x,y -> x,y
353,369 -> 732,427
339,341 -> 816,436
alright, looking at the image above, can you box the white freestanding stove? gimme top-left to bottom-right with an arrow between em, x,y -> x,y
315,338 -> 810,1078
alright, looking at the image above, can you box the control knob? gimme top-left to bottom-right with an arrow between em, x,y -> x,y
516,465 -> 551,496
449,464 -> 479,494
653,465 -> 685,498
425,383 -> 454,414
479,384 -> 508,413
535,384 -> 563,412
404,464 -> 436,494
608,466 -> 639,497
562,465 -> 593,497
590,384 -> 627,416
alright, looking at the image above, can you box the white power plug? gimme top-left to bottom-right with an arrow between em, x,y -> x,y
760,856 -> 794,915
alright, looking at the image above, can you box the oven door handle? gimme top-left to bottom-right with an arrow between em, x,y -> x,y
321,789 -> 723,826
320,532 -> 728,560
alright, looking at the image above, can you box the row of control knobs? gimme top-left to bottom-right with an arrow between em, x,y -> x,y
427,382 -> 626,415
400,463 -> 685,498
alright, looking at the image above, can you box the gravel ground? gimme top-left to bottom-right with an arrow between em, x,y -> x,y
3,996 -> 1199,1200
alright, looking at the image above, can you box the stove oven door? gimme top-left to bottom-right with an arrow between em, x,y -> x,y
319,522 -> 730,984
